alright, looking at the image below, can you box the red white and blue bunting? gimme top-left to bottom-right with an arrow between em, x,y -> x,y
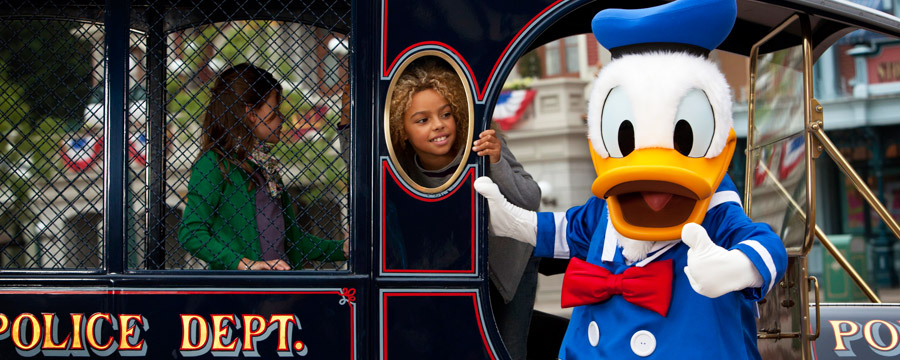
129,132 -> 147,165
779,136 -> 804,180
60,130 -> 151,171
60,133 -> 102,172
492,89 -> 536,130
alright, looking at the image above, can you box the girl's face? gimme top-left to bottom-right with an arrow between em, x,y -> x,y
247,91 -> 284,144
403,88 -> 457,170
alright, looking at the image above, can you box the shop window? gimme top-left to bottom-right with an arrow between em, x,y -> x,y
541,36 -> 580,78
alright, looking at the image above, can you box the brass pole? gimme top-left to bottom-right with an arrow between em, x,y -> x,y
809,276 -> 821,340
801,17 -> 817,255
815,227 -> 881,303
745,40 -> 759,215
745,14 -> 800,216
811,125 -> 900,241
758,161 -> 881,303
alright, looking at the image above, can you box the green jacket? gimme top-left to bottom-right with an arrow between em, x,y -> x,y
178,151 -> 344,270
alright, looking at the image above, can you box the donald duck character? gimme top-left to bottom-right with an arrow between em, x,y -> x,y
475,0 -> 787,358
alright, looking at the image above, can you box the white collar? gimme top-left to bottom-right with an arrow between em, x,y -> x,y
601,217 -> 679,267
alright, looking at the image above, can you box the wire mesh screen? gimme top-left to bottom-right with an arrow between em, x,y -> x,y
128,3 -> 352,271
0,4 -> 106,269
0,1 -> 351,272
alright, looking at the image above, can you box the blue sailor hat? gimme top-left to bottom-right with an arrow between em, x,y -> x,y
592,0 -> 737,58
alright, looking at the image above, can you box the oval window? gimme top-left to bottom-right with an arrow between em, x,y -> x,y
384,52 -> 474,193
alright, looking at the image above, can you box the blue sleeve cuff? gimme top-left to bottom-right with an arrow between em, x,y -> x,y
734,242 -> 776,301
535,212 -> 556,258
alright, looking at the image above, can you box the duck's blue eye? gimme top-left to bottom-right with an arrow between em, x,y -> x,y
674,89 -> 715,158
600,86 -> 635,158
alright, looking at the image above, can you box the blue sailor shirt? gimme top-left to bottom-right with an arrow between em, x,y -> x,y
534,176 -> 787,359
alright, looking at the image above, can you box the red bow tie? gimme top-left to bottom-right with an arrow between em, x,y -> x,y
561,258 -> 673,317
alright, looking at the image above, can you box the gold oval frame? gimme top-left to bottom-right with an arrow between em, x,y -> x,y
383,51 -> 475,194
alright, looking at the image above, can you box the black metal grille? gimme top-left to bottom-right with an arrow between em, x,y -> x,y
0,1 -> 351,271
0,2 -> 106,269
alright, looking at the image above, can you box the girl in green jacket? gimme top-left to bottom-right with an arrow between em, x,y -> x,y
178,64 -> 346,270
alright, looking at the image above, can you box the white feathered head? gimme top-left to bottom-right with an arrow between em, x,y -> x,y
586,0 -> 738,241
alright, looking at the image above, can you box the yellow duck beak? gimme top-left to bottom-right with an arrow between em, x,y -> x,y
589,129 -> 736,241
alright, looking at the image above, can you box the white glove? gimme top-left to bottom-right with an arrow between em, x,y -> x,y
681,223 -> 764,298
473,176 -> 537,246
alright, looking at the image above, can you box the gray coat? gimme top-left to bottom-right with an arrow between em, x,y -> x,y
399,136 -> 541,303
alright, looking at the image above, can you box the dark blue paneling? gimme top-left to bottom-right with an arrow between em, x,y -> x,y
382,165 -> 475,273
0,289 -> 357,359
381,0 -> 559,98
0,291 -> 112,357
812,304 -> 900,359
103,0 -> 129,273
384,292 -> 493,360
